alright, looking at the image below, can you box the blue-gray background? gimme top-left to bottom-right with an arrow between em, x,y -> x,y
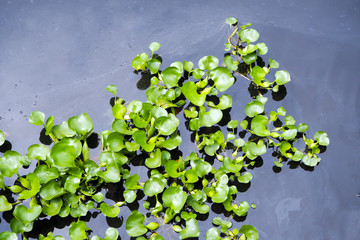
0,0 -> 359,239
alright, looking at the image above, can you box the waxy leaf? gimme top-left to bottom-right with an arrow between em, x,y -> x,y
245,101 -> 264,117
157,133 -> 182,150
224,55 -> 238,71
34,165 -> 60,184
225,17 -> 238,25
283,125 -> 297,140
64,176 -> 81,194
242,52 -> 257,65
13,204 -> 42,224
50,142 -> 77,168
155,113 -> 179,135
112,119 -> 135,135
99,151 -> 128,167
132,53 -> 148,71
52,121 -> 76,139
181,81 -> 206,106
179,218 -> 200,239
210,67 -> 235,92
298,123 -> 309,133
275,70 -> 291,85
112,102 -> 127,119
238,172 -> 253,183
0,130 -> 5,146
162,186 -> 187,213
106,132 -> 125,152
0,232 -> 17,240
69,221 -> 88,240
0,195 -> 12,211
145,148 -> 162,168
41,198 -> 63,216
133,130 -> 155,152
19,173 -> 40,199
206,228 -> 221,240
314,131 -> 330,146
10,217 -> 33,233
239,225 -> 259,240
98,162 -> 120,183
208,94 -> 233,110
149,42 -> 161,53
125,210 -> 148,237
198,56 -> 219,71
161,67 -> 182,88
106,85 -> 117,98
100,203 -> 120,218
68,113 -> 93,136
199,107 -> 223,127
143,172 -> 167,197
0,151 -> 22,177
27,144 -> 49,161
239,28 -> 259,43
223,157 -> 242,173
302,155 -> 320,167
148,58 -> 161,74
39,179 -> 66,200
269,58 -> 279,69
251,115 -> 270,137
250,66 -> 266,85
29,111 -> 45,126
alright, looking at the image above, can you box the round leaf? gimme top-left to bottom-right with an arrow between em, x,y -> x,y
314,131 -> 330,146
69,221 -> 88,240
251,115 -> 270,137
100,203 -> 120,218
275,70 -> 291,85
239,225 -> 259,240
199,107 -> 223,127
13,204 -> 42,224
68,113 -> 93,136
29,111 -> 45,126
149,42 -> 161,52
198,56 -> 219,71
125,210 -> 148,237
161,67 -> 182,88
210,67 -> 235,92
0,195 -> 12,212
0,151 -> 22,177
162,186 -> 187,213
181,81 -> 206,107
245,101 -> 264,117
239,28 -> 259,43
0,130 -> 5,146
27,144 -> 49,161
50,142 -> 77,168
155,113 -> 179,135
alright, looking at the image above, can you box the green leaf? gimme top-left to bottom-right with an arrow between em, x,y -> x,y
239,28 -> 260,43
19,173 -> 40,200
0,232 -> 18,240
34,165 -> 59,184
239,225 -> 259,240
68,113 -> 93,136
282,125 -> 297,140
210,67 -> 235,92
251,115 -> 270,137
181,81 -> 206,107
69,221 -> 88,240
52,121 -> 76,139
112,119 -> 136,135
0,195 -> 12,211
223,157 -> 242,173
157,133 -> 182,150
179,218 -> 200,239
106,132 -> 125,152
29,111 -> 45,125
39,179 -> 66,200
133,130 -> 155,152
314,131 -> 330,146
148,58 -> 162,74
106,85 -> 117,98
206,228 -> 221,240
132,53 -> 148,71
275,70 -> 291,85
125,210 -> 148,237
100,203 -> 120,218
269,58 -> 279,69
298,123 -> 309,133
256,42 -> 268,55
302,155 -> 320,167
284,115 -> 296,125
0,151 -> 22,177
97,162 -> 120,183
238,172 -> 253,183
13,204 -> 42,224
64,176 -> 81,194
27,144 -> 49,161
145,148 -> 162,168
199,107 -> 223,127
224,55 -> 238,71
10,217 -> 33,234
149,42 -> 161,53
125,174 -> 143,190
0,130 -> 5,146
162,186 -> 188,213
250,66 -> 266,85
41,198 -> 63,216
155,113 -> 179,135
44,115 -> 55,136
183,60 -> 194,73
198,56 -> 219,71
161,67 -> 182,88
225,17 -> 238,25
245,101 -> 264,117
227,120 -> 238,129
143,172 -> 167,197
50,142 -> 77,168
233,201 -> 250,217
242,52 -> 257,65
208,94 -> 233,110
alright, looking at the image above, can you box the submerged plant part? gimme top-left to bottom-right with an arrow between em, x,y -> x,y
0,17 -> 329,240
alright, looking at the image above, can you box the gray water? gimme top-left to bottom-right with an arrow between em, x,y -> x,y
0,0 -> 359,239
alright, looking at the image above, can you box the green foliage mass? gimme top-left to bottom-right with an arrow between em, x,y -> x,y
0,18 -> 329,240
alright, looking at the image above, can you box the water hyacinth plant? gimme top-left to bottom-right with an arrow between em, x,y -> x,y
0,17 -> 329,240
